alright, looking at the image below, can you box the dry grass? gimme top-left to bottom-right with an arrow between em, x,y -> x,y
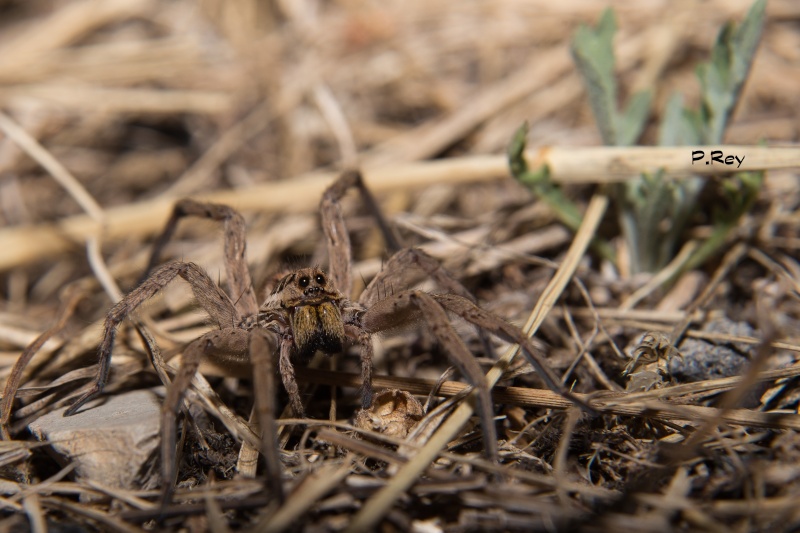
1,0 -> 800,531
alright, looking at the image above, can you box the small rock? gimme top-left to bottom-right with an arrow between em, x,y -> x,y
669,317 -> 755,382
29,390 -> 161,490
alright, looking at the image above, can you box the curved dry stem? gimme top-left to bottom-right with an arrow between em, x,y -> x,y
0,285 -> 87,438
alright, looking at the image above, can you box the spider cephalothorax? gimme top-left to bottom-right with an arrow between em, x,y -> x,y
262,267 -> 346,361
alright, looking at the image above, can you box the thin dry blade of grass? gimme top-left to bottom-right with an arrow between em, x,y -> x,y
0,111 -> 104,221
0,86 -> 232,114
297,367 -> 800,431
524,145 -> 800,183
0,0 -> 153,83
259,457 -> 354,533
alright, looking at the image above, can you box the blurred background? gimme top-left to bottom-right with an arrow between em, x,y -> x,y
1,0 -> 797,217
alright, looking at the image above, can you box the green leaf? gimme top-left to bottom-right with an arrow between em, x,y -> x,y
571,9 -> 651,147
507,123 -> 616,263
571,9 -> 618,145
658,94 -> 684,146
507,122 -> 530,178
682,107 -> 707,145
731,0 -> 767,83
697,0 -> 765,142
617,90 -> 652,146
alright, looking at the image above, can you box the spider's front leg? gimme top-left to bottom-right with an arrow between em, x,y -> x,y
144,199 -> 258,316
277,328 -> 305,418
321,170 -> 484,308
431,294 -> 596,415
344,323 -> 375,409
249,329 -> 284,502
359,247 -> 500,360
321,169 -> 401,298
65,262 -> 241,417
159,327 -> 284,508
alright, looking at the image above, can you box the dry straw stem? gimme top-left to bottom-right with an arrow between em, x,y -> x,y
525,145 -> 800,183
0,0 -> 153,83
2,145 -> 799,272
0,112 -> 103,222
0,86 -> 232,115
346,193 -> 609,532
0,110 -> 124,303
0,156 -> 504,271
260,458 -> 354,533
298,365 -> 800,432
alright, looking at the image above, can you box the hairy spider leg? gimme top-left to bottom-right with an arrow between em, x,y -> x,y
65,262 -> 241,417
143,199 -> 258,316
357,289 -> 499,461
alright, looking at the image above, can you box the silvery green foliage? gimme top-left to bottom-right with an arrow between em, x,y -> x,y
565,1 -> 765,274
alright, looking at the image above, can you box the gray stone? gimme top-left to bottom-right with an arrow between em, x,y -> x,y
669,317 -> 755,382
29,389 -> 161,489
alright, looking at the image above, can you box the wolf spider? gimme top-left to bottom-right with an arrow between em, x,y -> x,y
58,170 -> 584,504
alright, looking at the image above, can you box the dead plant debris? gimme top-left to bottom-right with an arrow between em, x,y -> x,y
1,1 -> 800,531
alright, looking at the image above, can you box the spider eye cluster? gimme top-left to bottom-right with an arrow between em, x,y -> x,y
296,272 -> 326,290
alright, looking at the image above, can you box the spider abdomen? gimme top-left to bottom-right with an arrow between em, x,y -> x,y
291,302 -> 345,360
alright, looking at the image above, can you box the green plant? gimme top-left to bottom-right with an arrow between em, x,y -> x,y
507,123 -> 616,263
510,0 -> 766,275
